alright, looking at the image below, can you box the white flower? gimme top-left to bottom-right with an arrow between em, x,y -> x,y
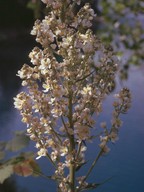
36,148 -> 47,159
51,151 -> 59,161
100,122 -> 107,128
81,86 -> 92,96
76,124 -> 90,140
60,147 -> 68,156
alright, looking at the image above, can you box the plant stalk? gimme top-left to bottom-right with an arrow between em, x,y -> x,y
68,90 -> 75,191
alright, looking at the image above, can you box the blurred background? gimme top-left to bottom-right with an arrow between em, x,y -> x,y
0,0 -> 144,191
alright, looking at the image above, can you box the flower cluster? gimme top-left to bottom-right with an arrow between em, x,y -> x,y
99,88 -> 131,154
14,0 -> 131,191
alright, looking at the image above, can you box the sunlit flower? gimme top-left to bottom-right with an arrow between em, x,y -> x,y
36,148 -> 47,159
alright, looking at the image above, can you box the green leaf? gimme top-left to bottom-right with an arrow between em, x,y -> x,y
28,158 -> 41,176
27,1 -> 37,10
80,183 -> 101,191
80,176 -> 114,191
0,141 -> 6,150
6,131 -> 29,152
0,151 -> 5,160
76,161 -> 87,172
0,164 -> 13,183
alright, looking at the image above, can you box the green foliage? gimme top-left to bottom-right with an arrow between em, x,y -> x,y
98,0 -> 144,73
0,164 -> 13,184
0,131 -> 41,183
27,0 -> 42,19
5,131 -> 29,152
0,152 -> 41,183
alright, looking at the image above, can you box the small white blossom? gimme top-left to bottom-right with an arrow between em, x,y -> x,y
36,148 -> 47,159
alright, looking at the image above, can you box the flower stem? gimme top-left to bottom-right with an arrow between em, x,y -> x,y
76,148 -> 104,192
69,131 -> 75,191
68,90 -> 75,191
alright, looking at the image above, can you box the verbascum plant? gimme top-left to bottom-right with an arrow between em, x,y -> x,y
14,0 -> 131,191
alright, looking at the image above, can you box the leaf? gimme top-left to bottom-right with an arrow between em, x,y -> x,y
28,158 -> 41,176
76,161 -> 87,172
6,131 -> 29,152
13,160 -> 33,177
3,152 -> 35,167
81,183 -> 101,191
80,177 -> 114,191
0,164 -> 13,183
0,141 -> 6,150
13,157 -> 41,177
0,152 -> 38,182
27,1 -> 37,10
0,151 -> 5,160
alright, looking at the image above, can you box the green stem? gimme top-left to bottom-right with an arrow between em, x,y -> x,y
46,152 -> 57,169
61,115 -> 70,137
84,149 -> 103,181
33,170 -> 53,181
68,90 -> 75,192
76,148 -> 104,192
69,131 -> 75,191
50,124 -> 63,145
34,0 -> 41,19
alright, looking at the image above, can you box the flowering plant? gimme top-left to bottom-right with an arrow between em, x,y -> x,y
14,0 -> 131,191
25,0 -> 144,80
